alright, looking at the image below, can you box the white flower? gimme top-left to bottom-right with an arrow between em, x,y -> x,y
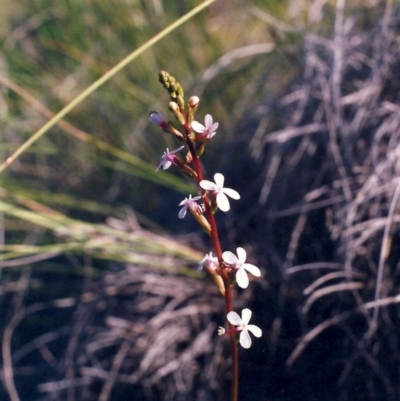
199,173 -> 240,212
198,252 -> 219,272
191,114 -> 219,140
156,146 -> 184,171
222,247 -> 261,289
178,194 -> 202,218
227,308 -> 262,349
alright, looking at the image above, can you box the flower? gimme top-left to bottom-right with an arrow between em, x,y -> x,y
191,114 -> 219,140
178,194 -> 202,218
222,247 -> 261,289
227,308 -> 262,349
218,326 -> 225,335
199,173 -> 240,212
156,146 -> 185,171
198,252 -> 219,272
148,111 -> 167,128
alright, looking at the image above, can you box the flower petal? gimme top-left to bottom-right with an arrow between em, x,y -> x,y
241,308 -> 252,325
216,192 -> 230,212
178,207 -> 187,219
239,329 -> 252,349
222,251 -> 238,265
191,121 -> 205,133
236,267 -> 249,289
211,122 -> 219,131
204,114 -> 213,128
227,311 -> 242,326
163,160 -> 172,170
170,145 -> 185,154
222,188 -> 240,199
247,324 -> 262,338
214,173 -> 225,188
243,263 -> 261,277
236,247 -> 247,264
156,161 -> 164,171
200,180 -> 218,191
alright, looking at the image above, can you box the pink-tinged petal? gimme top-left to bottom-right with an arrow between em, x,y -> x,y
247,325 -> 262,338
222,251 -> 238,265
216,192 -> 230,212
204,114 -> 213,127
236,268 -> 249,289
236,247 -> 247,264
239,329 -> 252,349
163,160 -> 172,170
210,121 -> 219,131
243,263 -> 261,277
178,207 -> 187,219
227,311 -> 242,326
214,173 -> 225,188
222,188 -> 240,199
241,308 -> 252,325
170,145 -> 185,154
199,180 -> 218,191
191,121 -> 205,133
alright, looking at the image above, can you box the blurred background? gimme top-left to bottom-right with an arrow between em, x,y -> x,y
2,0 -> 400,400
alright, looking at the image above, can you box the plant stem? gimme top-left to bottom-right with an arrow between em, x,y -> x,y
182,117 -> 239,401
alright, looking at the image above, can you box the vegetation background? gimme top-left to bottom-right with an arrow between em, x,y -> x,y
2,0 -> 400,400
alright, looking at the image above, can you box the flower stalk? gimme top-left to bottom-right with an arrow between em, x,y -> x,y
150,71 -> 262,401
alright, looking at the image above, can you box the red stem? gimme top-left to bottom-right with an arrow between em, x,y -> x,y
182,112 -> 238,401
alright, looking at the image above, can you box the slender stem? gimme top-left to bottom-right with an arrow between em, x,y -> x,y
182,115 -> 238,401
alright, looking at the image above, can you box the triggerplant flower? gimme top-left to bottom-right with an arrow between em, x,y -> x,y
156,146 -> 185,171
199,173 -> 240,212
198,252 -> 219,272
191,114 -> 219,140
222,247 -> 261,289
178,194 -> 202,218
227,308 -> 262,349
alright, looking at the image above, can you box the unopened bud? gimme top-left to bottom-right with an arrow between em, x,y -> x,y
218,327 -> 226,336
187,96 -> 200,125
190,210 -> 211,235
168,123 -> 184,141
188,96 -> 200,108
169,101 -> 185,125
148,111 -> 167,129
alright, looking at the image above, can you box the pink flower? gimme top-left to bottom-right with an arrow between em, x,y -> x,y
227,308 -> 262,349
198,252 -> 219,272
178,194 -> 202,218
199,173 -> 240,212
222,247 -> 260,289
156,146 -> 185,171
191,114 -> 218,140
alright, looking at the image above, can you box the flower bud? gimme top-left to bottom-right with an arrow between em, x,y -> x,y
169,101 -> 185,125
188,96 -> 200,108
148,111 -> 167,129
187,96 -> 200,125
